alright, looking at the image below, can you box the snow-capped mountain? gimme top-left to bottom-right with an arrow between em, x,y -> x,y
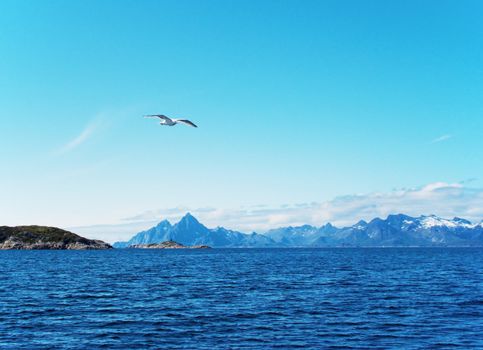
311,214 -> 483,247
114,213 -> 483,248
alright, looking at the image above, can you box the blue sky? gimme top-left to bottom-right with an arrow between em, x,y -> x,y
1,0 -> 482,241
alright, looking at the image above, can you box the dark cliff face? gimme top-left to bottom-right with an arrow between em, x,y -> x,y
0,226 -> 112,250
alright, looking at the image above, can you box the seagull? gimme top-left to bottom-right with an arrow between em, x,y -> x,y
144,114 -> 198,128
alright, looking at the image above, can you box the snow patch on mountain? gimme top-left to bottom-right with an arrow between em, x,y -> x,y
114,213 -> 483,248
419,215 -> 476,229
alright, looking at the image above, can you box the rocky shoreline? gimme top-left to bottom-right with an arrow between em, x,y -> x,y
129,240 -> 211,249
0,226 -> 112,250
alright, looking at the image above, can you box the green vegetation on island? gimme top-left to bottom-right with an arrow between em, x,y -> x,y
0,226 -> 112,250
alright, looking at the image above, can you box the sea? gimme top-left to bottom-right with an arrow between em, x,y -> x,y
0,248 -> 482,349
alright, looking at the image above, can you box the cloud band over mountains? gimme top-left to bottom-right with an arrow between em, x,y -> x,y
73,182 -> 483,243
71,182 -> 483,242
124,182 -> 483,232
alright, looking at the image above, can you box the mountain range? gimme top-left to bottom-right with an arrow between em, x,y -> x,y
113,213 -> 274,248
113,213 -> 483,248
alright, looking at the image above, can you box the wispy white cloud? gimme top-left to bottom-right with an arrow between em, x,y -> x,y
73,182 -> 483,243
123,182 -> 483,230
55,119 -> 102,155
430,134 -> 452,144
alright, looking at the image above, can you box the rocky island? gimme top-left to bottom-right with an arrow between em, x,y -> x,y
129,240 -> 211,249
0,226 -> 112,250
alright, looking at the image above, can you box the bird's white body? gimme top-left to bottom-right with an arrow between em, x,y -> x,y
159,119 -> 176,126
144,114 -> 197,128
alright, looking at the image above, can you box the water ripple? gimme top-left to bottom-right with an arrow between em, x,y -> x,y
0,248 -> 482,349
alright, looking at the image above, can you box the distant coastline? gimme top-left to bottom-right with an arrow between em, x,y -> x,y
128,240 -> 211,249
2,213 -> 483,251
114,213 -> 483,249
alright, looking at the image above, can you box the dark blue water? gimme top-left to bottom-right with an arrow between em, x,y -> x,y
1,249 -> 482,349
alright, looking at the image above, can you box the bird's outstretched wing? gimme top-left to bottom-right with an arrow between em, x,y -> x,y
144,114 -> 173,122
175,119 -> 198,128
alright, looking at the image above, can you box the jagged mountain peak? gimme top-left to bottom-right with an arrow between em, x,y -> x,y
418,215 -> 472,229
452,217 -> 472,225
113,212 -> 483,248
387,213 -> 414,221
318,223 -> 338,235
156,219 -> 172,228
368,217 -> 384,225
183,212 -> 195,219
353,220 -> 368,229
175,213 -> 205,229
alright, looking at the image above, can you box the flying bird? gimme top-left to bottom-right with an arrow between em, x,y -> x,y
144,114 -> 198,128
